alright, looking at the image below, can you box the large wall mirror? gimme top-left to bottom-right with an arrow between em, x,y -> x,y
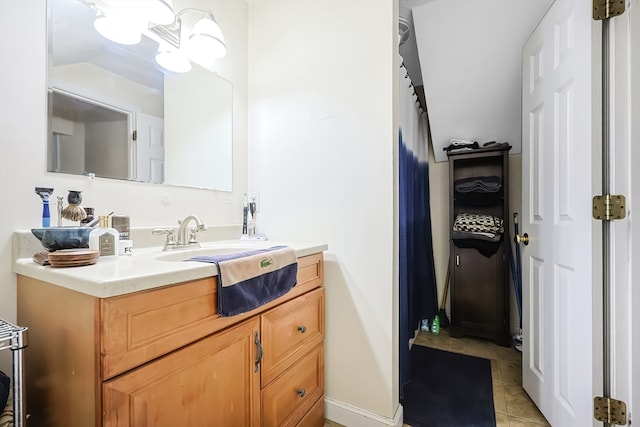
47,0 -> 233,191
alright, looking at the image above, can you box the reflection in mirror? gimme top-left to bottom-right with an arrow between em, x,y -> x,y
49,89 -> 132,181
47,0 -> 233,191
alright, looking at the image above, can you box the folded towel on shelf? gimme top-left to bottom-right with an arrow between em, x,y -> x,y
187,246 -> 298,317
454,176 -> 502,193
453,213 -> 504,235
452,213 -> 504,257
451,229 -> 502,243
443,138 -> 480,152
482,141 -> 511,149
450,138 -> 477,146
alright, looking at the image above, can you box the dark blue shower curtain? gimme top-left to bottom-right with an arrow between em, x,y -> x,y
399,129 -> 438,397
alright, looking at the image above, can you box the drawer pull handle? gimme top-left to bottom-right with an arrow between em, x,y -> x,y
297,388 -> 306,397
297,325 -> 307,333
254,331 -> 263,372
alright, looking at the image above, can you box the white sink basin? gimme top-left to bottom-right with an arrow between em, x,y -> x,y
155,246 -> 255,262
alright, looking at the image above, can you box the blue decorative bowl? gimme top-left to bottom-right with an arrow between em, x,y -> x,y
31,227 -> 91,252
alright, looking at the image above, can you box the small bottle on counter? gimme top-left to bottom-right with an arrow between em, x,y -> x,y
89,215 -> 119,257
111,215 -> 130,240
112,215 -> 133,255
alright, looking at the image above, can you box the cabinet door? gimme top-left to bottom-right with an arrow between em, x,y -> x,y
451,247 -> 507,338
103,318 -> 261,427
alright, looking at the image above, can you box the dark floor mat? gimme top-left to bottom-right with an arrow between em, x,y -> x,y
402,345 -> 496,427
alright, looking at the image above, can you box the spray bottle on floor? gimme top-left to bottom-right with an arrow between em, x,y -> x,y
431,315 -> 440,334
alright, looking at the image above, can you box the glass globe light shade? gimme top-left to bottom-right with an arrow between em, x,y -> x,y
188,13 -> 227,60
93,13 -> 143,45
155,48 -> 192,73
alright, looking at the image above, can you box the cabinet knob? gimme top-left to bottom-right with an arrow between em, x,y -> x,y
297,325 -> 307,333
515,233 -> 530,246
297,388 -> 306,397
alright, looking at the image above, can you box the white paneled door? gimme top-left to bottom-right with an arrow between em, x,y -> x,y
521,1 -> 601,426
135,113 -> 165,184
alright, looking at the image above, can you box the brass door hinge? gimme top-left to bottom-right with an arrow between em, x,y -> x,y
593,0 -> 625,20
594,396 -> 628,425
132,130 -> 137,141
593,195 -> 626,221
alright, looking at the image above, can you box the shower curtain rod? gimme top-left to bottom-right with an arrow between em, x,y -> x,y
400,61 -> 426,115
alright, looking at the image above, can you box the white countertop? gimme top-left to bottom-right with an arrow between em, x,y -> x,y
13,238 -> 327,298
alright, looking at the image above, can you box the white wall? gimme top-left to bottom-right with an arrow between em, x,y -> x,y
0,0 -> 249,372
247,0 -> 400,422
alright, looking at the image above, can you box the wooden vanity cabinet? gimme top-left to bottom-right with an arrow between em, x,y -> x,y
17,253 -> 325,427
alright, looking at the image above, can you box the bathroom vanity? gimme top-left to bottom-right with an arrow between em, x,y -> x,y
13,238 -> 326,427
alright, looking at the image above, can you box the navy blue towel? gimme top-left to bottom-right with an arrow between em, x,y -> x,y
187,246 -> 298,317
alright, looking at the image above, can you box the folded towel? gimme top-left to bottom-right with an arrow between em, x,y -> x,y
443,138 -> 479,152
187,246 -> 298,317
454,176 -> 502,193
453,212 -> 503,235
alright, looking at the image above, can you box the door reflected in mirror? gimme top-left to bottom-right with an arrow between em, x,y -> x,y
47,0 -> 233,191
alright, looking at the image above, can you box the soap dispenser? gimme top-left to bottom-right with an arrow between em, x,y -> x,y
89,215 -> 119,257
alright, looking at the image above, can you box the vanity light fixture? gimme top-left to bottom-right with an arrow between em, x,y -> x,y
92,0 -> 174,45
91,1 -> 226,73
149,8 -> 227,73
155,46 -> 192,73
186,11 -> 227,60
93,12 -> 145,45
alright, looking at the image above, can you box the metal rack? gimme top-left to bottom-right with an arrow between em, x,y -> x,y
0,319 -> 28,427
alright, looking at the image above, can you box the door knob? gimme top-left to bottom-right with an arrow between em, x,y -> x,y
515,233 -> 529,246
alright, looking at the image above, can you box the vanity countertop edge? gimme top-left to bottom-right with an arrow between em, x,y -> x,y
13,232 -> 327,298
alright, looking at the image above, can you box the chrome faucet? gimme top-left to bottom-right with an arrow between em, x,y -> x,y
153,214 -> 206,251
176,214 -> 206,247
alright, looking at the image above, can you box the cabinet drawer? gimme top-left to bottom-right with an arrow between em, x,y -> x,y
101,277 -> 219,379
296,397 -> 325,427
261,287 -> 324,385
297,253 -> 323,289
262,345 -> 324,427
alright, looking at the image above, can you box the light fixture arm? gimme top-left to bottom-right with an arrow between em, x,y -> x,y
148,8 -> 215,49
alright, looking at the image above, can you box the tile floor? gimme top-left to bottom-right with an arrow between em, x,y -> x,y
325,328 -> 550,427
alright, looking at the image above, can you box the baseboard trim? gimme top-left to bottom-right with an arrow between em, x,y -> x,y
325,397 -> 403,427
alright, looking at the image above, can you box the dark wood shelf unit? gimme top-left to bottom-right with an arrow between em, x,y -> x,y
447,147 -> 511,347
